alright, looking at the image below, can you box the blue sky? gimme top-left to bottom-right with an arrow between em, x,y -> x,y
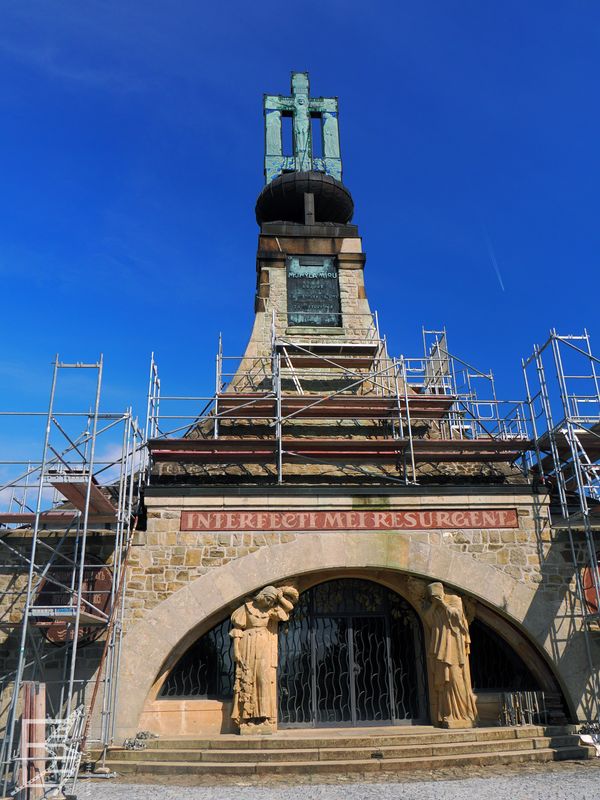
1,1 -> 598,432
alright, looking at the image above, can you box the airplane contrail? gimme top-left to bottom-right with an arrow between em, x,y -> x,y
482,228 -> 505,292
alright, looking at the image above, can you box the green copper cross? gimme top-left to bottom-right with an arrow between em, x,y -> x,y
263,72 -> 342,184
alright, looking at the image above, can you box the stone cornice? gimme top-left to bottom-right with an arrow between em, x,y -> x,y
145,484 -> 539,498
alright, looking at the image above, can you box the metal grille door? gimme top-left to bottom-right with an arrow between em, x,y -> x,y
352,616 -> 391,723
278,579 -> 427,727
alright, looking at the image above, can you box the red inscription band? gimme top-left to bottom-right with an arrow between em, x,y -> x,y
180,508 -> 519,532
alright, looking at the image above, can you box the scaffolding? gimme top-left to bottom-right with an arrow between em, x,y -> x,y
146,314 -> 533,486
523,330 -> 600,718
0,356 -> 143,797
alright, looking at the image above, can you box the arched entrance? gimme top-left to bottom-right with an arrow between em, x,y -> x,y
158,577 -> 428,728
118,533 -> 581,740
278,578 -> 427,727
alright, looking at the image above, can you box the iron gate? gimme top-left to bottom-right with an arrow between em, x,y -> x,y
278,579 -> 428,727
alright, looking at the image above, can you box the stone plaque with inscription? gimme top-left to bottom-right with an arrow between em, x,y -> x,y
181,508 -> 519,532
287,256 -> 341,327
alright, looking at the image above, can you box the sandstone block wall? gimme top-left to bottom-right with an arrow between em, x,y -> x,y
124,513 -> 296,626
122,493 -> 586,633
246,234 -> 372,361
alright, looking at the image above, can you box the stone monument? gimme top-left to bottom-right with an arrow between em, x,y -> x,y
109,71 -> 583,749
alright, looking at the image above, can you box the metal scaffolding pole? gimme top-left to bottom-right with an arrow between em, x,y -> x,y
1,356 -> 59,796
65,357 -> 103,718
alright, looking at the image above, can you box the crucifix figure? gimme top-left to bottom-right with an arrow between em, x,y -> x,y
263,71 -> 342,184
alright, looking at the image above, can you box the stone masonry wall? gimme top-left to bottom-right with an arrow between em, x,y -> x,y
123,511 -> 297,628
444,520 -> 586,606
246,234 -> 371,360
123,498 -> 586,632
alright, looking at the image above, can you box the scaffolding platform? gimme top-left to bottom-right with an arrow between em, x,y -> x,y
50,475 -> 117,517
0,511 -> 114,525
28,606 -> 109,625
275,340 -> 380,369
149,436 -> 529,465
149,437 -> 276,463
216,392 -> 456,420
146,320 -> 533,484
536,426 -> 600,460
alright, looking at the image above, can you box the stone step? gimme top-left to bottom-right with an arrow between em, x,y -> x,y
138,725 -> 575,751
109,735 -> 581,764
105,745 -> 593,777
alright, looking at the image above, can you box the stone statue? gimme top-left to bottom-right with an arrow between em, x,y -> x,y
230,584 -> 299,734
423,582 -> 478,728
407,577 -> 478,729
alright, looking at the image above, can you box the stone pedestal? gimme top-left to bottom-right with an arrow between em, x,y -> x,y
442,718 -> 475,729
239,719 -> 276,736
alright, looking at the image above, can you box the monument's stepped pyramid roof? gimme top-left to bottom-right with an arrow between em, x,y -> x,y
149,337 -> 528,487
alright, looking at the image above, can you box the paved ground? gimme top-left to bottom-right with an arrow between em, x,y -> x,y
75,759 -> 600,799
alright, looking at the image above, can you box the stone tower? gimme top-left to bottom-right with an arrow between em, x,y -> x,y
115,72 -> 589,743
250,72 -> 373,358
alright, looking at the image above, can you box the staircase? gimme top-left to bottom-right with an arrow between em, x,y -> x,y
101,725 -> 593,778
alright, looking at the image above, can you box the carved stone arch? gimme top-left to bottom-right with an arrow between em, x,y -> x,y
113,532 -> 574,738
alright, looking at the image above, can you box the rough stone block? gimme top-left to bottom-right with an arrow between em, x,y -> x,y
185,550 -> 202,567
